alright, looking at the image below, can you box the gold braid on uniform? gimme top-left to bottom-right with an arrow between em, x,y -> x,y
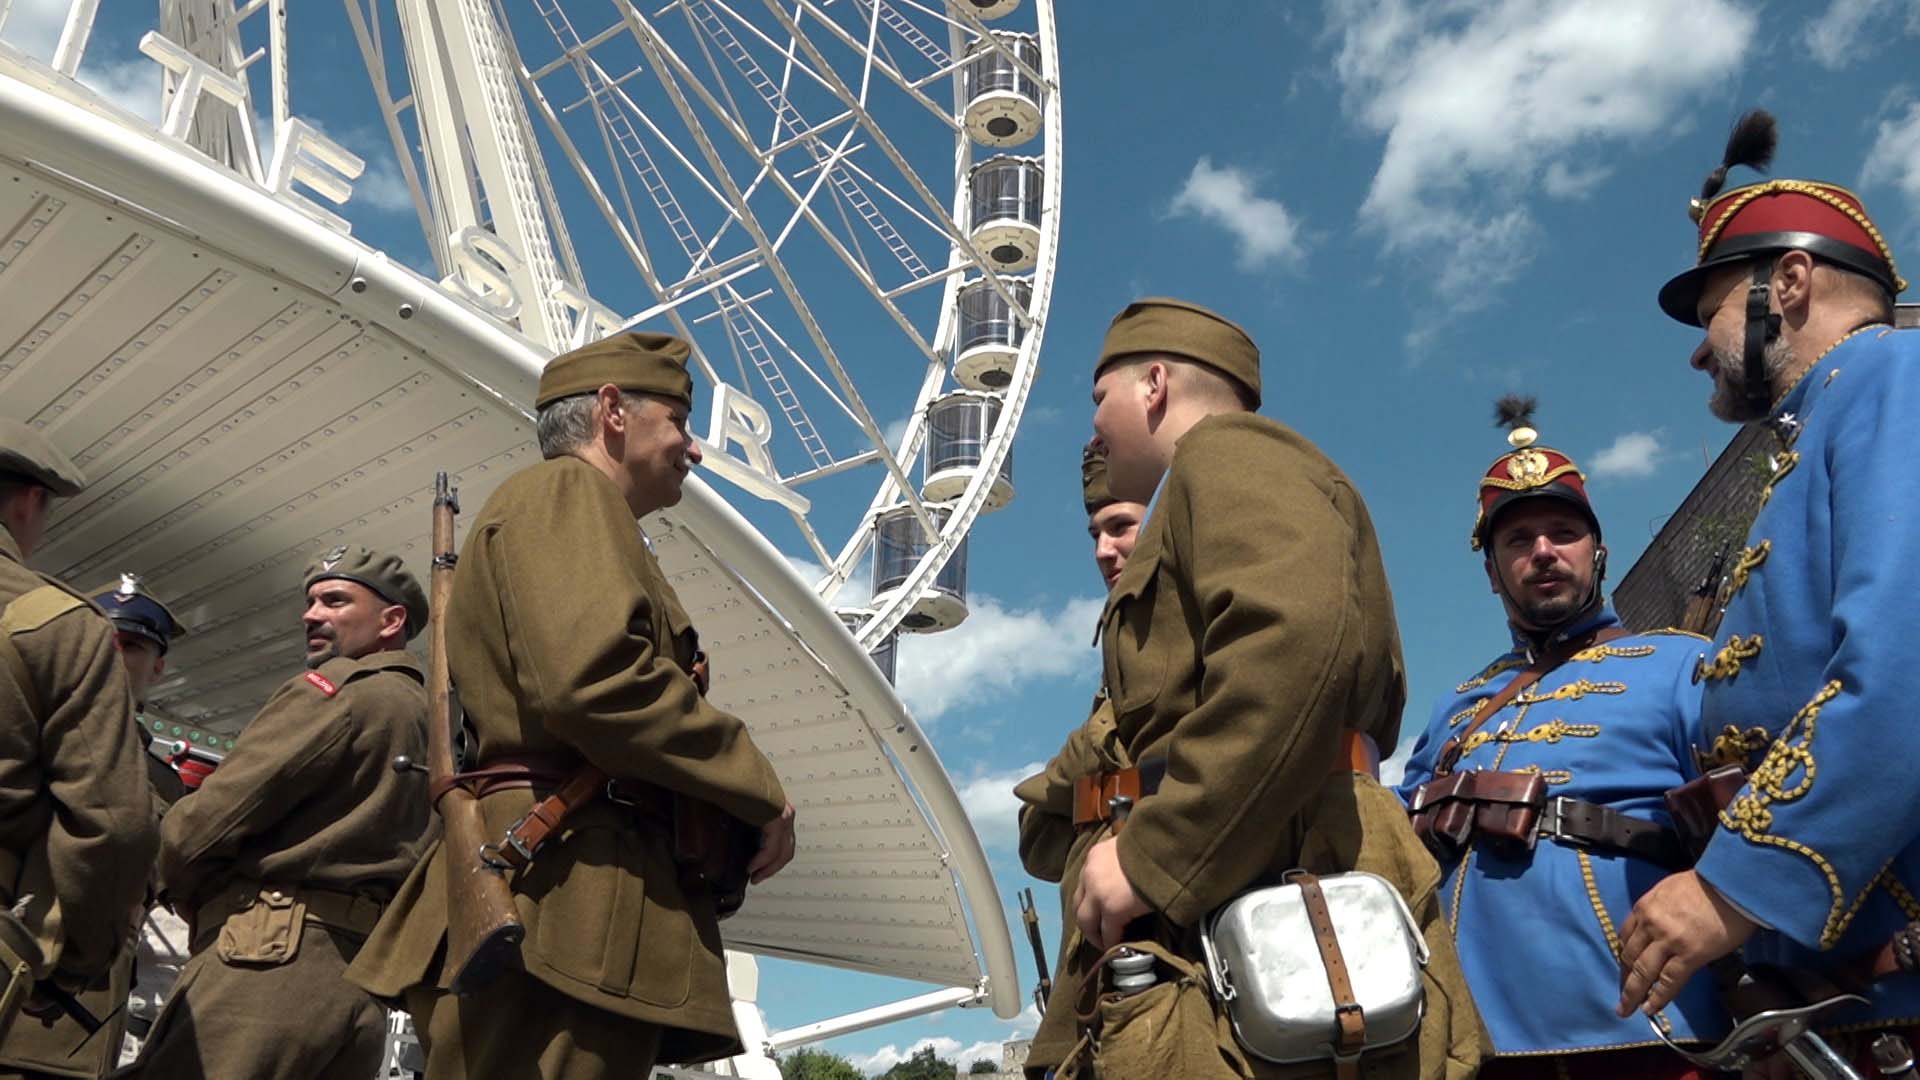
1760,451 -> 1800,508
1457,718 -> 1602,759
1700,724 -> 1772,771
1516,679 -> 1627,704
1722,542 -> 1772,604
1696,635 -> 1764,683
1641,628 -> 1711,641
1719,681 -> 1857,948
1456,657 -> 1525,693
1514,764 -> 1573,786
1571,643 -> 1657,663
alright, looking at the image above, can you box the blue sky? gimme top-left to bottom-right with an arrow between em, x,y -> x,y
16,0 -> 1920,1072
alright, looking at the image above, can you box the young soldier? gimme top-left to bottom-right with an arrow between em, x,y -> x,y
348,332 -> 796,1080
1397,402 -> 1726,1078
1011,439 -> 1145,1078
0,421 -> 157,1078
1618,109 -> 1920,1069
126,546 -> 434,1078
1071,298 -> 1484,1078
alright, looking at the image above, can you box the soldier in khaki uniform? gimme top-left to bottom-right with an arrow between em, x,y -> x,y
1012,440 -> 1143,1078
347,332 -> 796,1080
1064,299 -> 1486,1079
0,420 -> 158,1080
121,546 -> 434,1079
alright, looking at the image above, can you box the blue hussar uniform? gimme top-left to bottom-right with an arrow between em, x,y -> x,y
1653,125 -> 1919,1036
1400,404 -> 1729,1073
1689,325 -> 1920,1024
1399,607 -> 1725,1054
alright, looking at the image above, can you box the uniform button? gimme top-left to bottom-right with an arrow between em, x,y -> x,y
269,890 -> 284,902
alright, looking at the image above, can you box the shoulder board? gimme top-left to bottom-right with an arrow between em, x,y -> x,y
303,671 -> 340,696
1640,628 -> 1711,641
0,584 -> 87,636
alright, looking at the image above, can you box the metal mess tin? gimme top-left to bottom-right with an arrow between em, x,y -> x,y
1201,871 -> 1429,1064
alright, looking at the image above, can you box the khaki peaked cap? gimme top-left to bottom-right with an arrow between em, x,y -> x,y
1082,438 -> 1115,515
0,418 -> 85,496
1095,297 -> 1261,407
535,331 -> 694,409
303,544 -> 429,640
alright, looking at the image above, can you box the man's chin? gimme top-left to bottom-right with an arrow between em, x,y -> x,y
304,647 -> 337,670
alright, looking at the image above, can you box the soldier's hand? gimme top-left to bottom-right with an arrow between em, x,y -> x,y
1616,869 -> 1757,1017
747,801 -> 796,884
1073,837 -> 1150,953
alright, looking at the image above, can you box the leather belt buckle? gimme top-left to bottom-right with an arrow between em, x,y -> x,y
604,779 -> 639,808
1538,797 -> 1591,851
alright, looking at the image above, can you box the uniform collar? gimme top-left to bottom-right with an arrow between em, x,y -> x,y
1507,603 -> 1620,660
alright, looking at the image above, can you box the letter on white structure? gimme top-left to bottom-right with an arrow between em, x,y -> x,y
549,281 -> 624,351
696,383 -> 809,514
138,32 -> 264,184
268,120 -> 366,234
442,226 -> 524,320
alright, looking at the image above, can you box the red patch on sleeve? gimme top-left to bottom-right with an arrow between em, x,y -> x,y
303,671 -> 339,696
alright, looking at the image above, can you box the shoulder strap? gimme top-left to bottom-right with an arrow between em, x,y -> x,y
1292,871 -> 1366,1079
1436,625 -> 1629,774
0,586 -> 87,719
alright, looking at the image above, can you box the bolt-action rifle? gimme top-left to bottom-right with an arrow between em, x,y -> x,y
426,472 -> 524,993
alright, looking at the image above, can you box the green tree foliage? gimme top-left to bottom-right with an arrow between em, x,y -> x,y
878,1044 -> 960,1080
778,1047 -> 863,1080
968,1059 -> 999,1074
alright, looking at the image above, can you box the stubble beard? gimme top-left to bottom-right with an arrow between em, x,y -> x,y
1708,336 -> 1797,423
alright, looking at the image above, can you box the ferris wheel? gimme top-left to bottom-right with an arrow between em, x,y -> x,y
331,0 -> 1063,655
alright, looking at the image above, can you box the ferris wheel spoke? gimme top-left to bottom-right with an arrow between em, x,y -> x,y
342,0 -> 444,270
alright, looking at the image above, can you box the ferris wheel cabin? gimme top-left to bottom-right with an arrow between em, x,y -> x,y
922,391 -> 1014,510
951,275 -> 1032,391
870,506 -> 970,632
961,33 -> 1044,148
968,156 -> 1044,273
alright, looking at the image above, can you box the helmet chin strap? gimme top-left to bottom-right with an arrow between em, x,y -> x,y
1743,260 -> 1785,416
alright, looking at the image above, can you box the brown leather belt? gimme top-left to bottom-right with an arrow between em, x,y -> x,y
196,881 -> 385,940
1408,769 -> 1688,870
1072,730 -> 1380,830
438,753 -> 673,872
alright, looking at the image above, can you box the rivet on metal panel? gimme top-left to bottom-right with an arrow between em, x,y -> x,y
350,277 -> 368,292
397,303 -> 415,318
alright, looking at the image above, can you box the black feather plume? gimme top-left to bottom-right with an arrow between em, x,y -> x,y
1699,109 -> 1777,203
1493,394 -> 1537,431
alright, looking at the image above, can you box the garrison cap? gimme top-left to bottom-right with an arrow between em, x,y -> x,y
0,418 -> 85,497
303,544 -> 428,641
1095,297 -> 1260,407
535,332 -> 694,410
93,573 -> 184,653
1081,437 -> 1115,515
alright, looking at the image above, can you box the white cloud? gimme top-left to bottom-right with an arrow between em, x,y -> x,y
847,1035 -> 1004,1076
1329,0 -> 1756,301
1169,156 -> 1307,270
1803,0 -> 1910,69
1589,430 -> 1666,479
1862,98 -> 1920,219
78,58 -> 162,125
894,595 -> 1104,722
0,0 -> 69,57
954,761 -> 1044,855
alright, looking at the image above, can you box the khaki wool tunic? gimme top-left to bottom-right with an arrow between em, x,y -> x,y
348,455 -> 788,1067
0,528 -> 157,1079
124,650 -> 434,1080
1037,414 -> 1486,1079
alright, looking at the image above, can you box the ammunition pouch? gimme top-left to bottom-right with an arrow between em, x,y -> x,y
199,882 -> 385,966
1409,770 -> 1690,869
669,795 -> 759,920
1664,764 -> 1748,861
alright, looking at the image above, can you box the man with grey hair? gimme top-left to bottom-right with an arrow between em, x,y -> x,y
350,332 -> 795,1080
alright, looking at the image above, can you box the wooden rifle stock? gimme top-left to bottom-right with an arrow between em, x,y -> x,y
427,472 -> 524,994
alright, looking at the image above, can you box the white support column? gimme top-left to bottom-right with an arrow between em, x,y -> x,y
51,0 -> 101,76
425,0 -> 569,348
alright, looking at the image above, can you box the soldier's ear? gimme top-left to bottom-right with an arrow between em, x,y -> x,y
1483,556 -> 1499,595
379,602 -> 409,645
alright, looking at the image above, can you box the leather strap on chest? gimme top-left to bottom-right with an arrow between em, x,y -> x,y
1434,625 -> 1631,775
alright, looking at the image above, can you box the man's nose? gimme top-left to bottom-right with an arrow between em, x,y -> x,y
1690,339 -> 1713,371
685,438 -> 703,465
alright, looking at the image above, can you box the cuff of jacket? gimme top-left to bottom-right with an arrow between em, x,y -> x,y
1114,822 -> 1205,927
1696,829 -> 1834,950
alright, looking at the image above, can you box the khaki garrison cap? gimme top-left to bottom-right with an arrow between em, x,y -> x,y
0,418 -> 85,497
303,544 -> 429,641
535,332 -> 694,410
1082,437 -> 1115,515
1095,297 -> 1261,408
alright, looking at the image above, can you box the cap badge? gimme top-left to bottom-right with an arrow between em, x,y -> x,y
321,545 -> 348,571
1505,448 -> 1550,485
115,572 -> 143,601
